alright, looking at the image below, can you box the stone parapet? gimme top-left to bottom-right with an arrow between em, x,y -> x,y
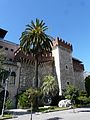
14,48 -> 53,63
52,37 -> 73,51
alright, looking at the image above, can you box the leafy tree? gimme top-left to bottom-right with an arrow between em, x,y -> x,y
77,91 -> 90,105
0,50 -> 6,82
41,75 -> 59,105
78,95 -> 89,105
64,84 -> 79,104
0,50 -> 6,67
85,76 -> 90,96
0,50 -> 7,87
0,50 -> 7,114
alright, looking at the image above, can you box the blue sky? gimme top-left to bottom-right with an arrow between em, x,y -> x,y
0,0 -> 90,71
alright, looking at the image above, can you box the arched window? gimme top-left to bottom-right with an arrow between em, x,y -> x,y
67,81 -> 69,85
65,65 -> 68,70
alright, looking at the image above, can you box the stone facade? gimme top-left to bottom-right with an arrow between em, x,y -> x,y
58,46 -> 75,90
52,38 -> 85,95
73,58 -> 85,90
18,61 -> 54,91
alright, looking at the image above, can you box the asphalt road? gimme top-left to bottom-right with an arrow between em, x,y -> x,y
7,108 -> 90,120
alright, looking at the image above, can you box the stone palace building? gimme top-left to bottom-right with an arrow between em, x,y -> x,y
0,28 -> 85,107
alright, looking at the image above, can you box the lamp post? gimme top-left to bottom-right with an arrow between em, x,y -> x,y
1,78 -> 8,117
0,69 -> 11,117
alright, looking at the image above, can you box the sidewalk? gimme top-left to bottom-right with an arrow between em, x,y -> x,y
6,108 -> 90,120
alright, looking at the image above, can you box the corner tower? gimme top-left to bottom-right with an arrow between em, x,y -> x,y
52,37 -> 75,95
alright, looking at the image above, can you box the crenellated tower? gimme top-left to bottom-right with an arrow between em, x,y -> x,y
52,37 -> 75,95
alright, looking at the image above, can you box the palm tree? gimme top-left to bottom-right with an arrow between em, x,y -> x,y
41,75 -> 59,97
41,75 -> 59,106
20,18 -> 52,109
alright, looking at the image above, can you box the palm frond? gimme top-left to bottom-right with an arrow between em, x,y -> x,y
31,20 -> 36,29
26,24 -> 34,30
36,18 -> 40,26
20,18 -> 52,55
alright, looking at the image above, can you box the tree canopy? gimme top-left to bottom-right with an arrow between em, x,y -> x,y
0,50 -> 10,85
85,76 -> 90,96
20,18 -> 52,56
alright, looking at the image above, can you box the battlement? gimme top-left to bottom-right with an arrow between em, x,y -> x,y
52,37 -> 73,51
14,47 -> 53,63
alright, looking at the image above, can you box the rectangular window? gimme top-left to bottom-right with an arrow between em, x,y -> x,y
5,47 -> 8,50
11,49 -> 14,52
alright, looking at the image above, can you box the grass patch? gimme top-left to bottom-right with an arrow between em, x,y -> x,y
0,114 -> 13,120
38,106 -> 69,113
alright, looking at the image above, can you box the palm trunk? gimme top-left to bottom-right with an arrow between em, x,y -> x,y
33,55 -> 38,111
35,56 -> 38,88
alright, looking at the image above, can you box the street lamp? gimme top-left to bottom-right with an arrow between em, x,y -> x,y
1,78 -> 8,117
0,69 -> 11,117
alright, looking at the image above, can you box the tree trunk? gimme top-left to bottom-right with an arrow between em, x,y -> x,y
33,55 -> 38,111
35,56 -> 38,88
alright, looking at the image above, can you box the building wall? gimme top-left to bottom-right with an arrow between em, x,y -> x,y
73,59 -> 85,90
0,39 -> 19,61
74,71 -> 85,90
52,40 -> 85,93
18,61 -> 54,92
2,62 -> 18,107
58,46 -> 75,90
52,44 -> 75,95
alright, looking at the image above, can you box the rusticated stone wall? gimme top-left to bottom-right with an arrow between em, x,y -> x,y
2,62 -> 18,107
19,62 -> 35,91
19,61 -> 55,91
74,71 -> 85,90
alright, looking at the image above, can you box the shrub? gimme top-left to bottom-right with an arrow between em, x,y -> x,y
18,88 -> 41,109
77,91 -> 90,105
5,99 -> 13,109
77,96 -> 89,105
18,92 -> 29,108
64,84 -> 79,104
85,76 -> 90,96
